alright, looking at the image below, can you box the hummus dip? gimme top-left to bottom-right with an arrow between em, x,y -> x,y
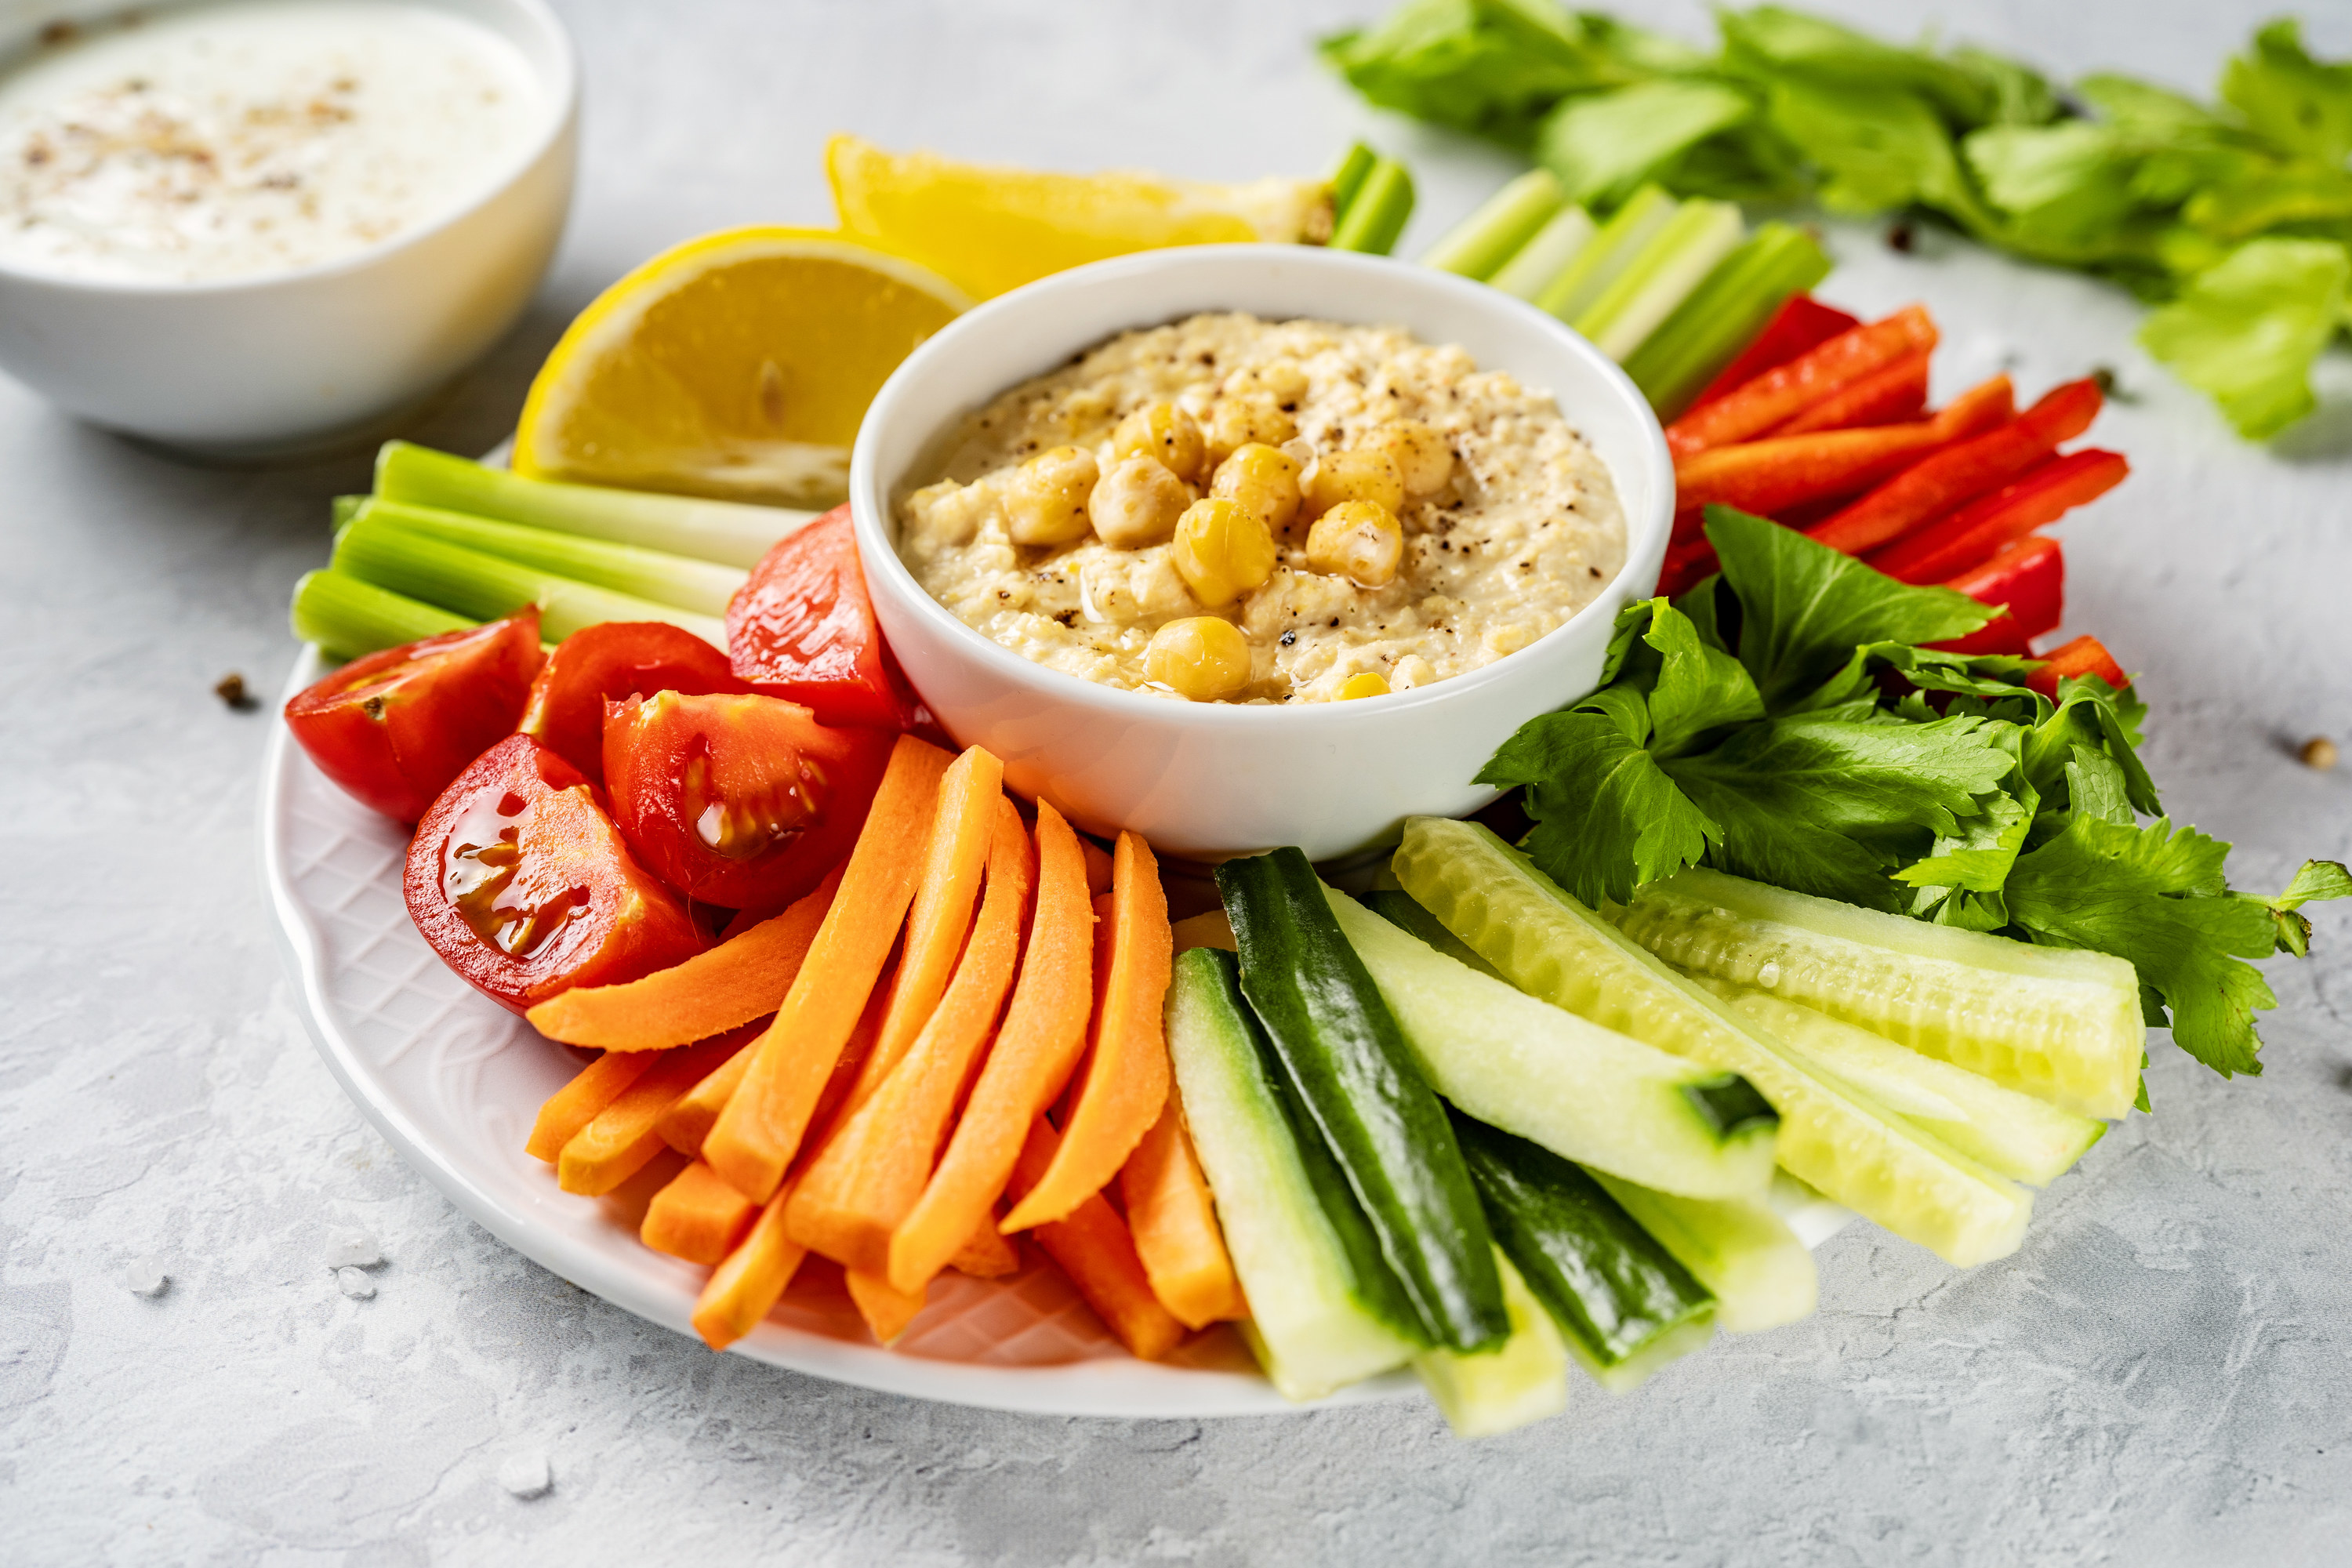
895,312 -> 1626,703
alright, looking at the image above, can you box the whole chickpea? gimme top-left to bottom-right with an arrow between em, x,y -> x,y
1144,615 -> 1254,702
1088,453 -> 1192,549
1301,445 -> 1406,523
1204,395 -> 1299,466
1305,499 -> 1404,589
1002,445 -> 1099,545
1112,401 -> 1207,485
1209,442 -> 1303,535
1224,359 -> 1308,408
1370,419 -> 1454,499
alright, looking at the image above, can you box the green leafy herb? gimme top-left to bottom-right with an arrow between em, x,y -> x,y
2138,238 -> 2352,439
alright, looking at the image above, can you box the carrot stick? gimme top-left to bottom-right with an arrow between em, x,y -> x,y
844,746 -> 1005,1112
526,1051 -> 657,1162
949,1220 -> 1021,1279
886,800 -> 1094,1295
1000,831 -> 1174,1232
1686,294 -> 1860,411
1806,378 -> 2104,557
1871,448 -> 2127,583
786,799 -> 1036,1269
1773,347 -> 1930,436
656,1027 -> 765,1156
1120,1090 -> 1247,1330
557,1027 -> 761,1196
703,735 -> 953,1202
1672,375 -> 2014,531
692,1184 -> 808,1350
1081,837 -> 1116,897
1667,305 -> 1938,456
525,869 -> 840,1049
1009,1116 -> 1189,1361
641,1160 -> 758,1265
845,1267 -> 928,1343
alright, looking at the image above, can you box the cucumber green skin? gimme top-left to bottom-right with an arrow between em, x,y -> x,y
1619,868 -> 2143,1120
1413,1250 -> 1570,1438
1330,888 -> 1779,1200
1711,984 -> 2106,1187
1367,890 -> 1501,978
1394,819 -> 2034,1268
1217,850 -> 1510,1354
1587,1172 -> 1819,1334
1163,949 -> 1417,1400
1452,1112 -> 1717,1386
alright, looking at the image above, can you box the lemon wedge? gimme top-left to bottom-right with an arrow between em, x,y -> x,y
826,134 -> 1335,300
513,227 -> 971,508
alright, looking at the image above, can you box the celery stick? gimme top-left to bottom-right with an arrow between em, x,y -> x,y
373,443 -> 808,571
1534,184 -> 1676,327
1573,198 -> 1745,361
1421,169 -> 1566,281
1328,157 -> 1415,256
354,498 -> 746,618
1486,206 -> 1595,301
1622,223 -> 1832,419
289,569 -> 474,661
329,495 -> 366,531
1330,141 -> 1377,223
332,511 -> 728,647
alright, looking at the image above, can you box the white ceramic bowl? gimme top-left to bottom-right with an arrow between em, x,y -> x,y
0,0 -> 577,456
851,245 -> 1672,862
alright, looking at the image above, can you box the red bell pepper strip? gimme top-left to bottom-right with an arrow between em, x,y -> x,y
1943,535 -> 2064,640
1806,379 -> 2105,558
1672,375 -> 2014,536
1928,614 -> 2034,659
1868,448 -> 2128,584
1686,295 -> 1861,412
1773,349 -> 1930,436
2026,635 -> 2129,698
1657,533 -> 1722,598
1668,305 -> 1939,456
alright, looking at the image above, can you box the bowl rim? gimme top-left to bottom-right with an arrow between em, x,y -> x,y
849,242 -> 1673,731
0,0 -> 579,299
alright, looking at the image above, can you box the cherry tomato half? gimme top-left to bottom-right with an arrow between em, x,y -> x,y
725,505 -> 914,730
285,609 -> 544,822
405,733 -> 706,1014
602,689 -> 894,911
517,620 -> 745,783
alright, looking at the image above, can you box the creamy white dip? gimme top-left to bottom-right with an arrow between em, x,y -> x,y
0,0 -> 546,283
897,313 -> 1627,704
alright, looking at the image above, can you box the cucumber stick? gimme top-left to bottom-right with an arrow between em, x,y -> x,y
1414,1251 -> 1570,1438
1217,850 -> 1509,1353
1704,982 -> 2105,1187
1618,868 -> 2143,1120
1163,949 -> 1416,1399
1328,887 -> 1779,1201
1392,820 -> 2033,1268
1587,1172 -> 1819,1333
1365,889 -> 1500,978
1454,1113 -> 1719,1388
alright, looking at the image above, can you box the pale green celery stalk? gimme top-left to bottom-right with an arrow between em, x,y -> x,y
372,442 -> 809,571
329,495 -> 366,531
1328,157 -> 1415,256
1534,185 -> 1676,326
353,497 -> 746,618
1573,198 -> 1745,361
1487,206 -> 1596,301
1330,141 -> 1377,223
1421,169 -> 1566,281
1621,223 -> 1833,419
332,511 -> 727,647
289,568 -> 474,661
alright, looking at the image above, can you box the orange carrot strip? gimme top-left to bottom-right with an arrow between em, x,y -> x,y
1081,837 -> 1116,897
525,1052 -> 656,1162
886,800 -> 1095,1294
657,1029 -> 764,1157
1667,304 -> 1939,456
845,1267 -> 927,1343
692,1184 -> 808,1350
1772,347 -> 1930,436
1001,831 -> 1174,1232
786,798 -> 1036,1270
1120,1089 -> 1247,1330
949,1220 -> 1021,1279
1010,1116 -> 1189,1361
641,1160 -> 758,1266
557,1027 -> 760,1196
703,735 -> 953,1202
846,746 -> 1005,1112
526,869 -> 840,1050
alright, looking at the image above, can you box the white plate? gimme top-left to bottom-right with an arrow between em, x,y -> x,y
262,646 -> 1850,1417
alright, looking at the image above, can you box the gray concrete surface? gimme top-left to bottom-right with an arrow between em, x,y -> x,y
5,1 -> 2351,1562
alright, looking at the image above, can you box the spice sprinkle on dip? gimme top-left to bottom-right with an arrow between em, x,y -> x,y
895,312 -> 1628,703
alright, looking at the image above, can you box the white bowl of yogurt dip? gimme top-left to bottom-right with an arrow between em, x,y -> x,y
0,0 -> 575,454
850,245 -> 1673,862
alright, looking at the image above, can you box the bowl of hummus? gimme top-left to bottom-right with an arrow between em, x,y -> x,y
851,245 -> 1672,862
